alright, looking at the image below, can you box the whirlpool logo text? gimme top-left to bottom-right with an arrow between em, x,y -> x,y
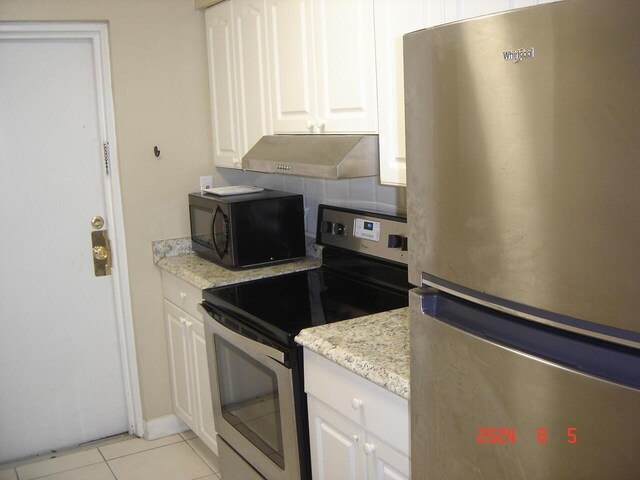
503,47 -> 536,63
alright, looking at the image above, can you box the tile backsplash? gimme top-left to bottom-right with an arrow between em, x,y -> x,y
218,169 -> 406,234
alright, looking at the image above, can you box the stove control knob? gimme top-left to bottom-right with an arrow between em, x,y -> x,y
387,234 -> 404,248
321,221 -> 334,233
332,223 -> 345,236
322,220 -> 345,235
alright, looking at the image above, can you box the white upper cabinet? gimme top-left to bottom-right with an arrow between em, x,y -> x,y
266,0 -> 316,133
206,0 -> 272,169
267,0 -> 378,134
204,0 -> 550,171
375,0 -> 427,186
313,0 -> 378,133
206,3 -> 242,168
233,0 -> 273,154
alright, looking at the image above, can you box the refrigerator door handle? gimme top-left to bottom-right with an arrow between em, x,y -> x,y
415,288 -> 640,390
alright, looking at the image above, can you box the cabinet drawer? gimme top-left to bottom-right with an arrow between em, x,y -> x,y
303,349 -> 409,455
161,270 -> 203,319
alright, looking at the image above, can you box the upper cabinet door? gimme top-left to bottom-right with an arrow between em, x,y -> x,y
375,0 -> 427,186
206,3 -> 242,168
267,0 -> 378,134
267,0 -> 317,133
313,0 -> 378,133
233,0 -> 273,152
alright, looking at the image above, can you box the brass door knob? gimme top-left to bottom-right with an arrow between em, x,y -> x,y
93,245 -> 109,261
91,230 -> 111,277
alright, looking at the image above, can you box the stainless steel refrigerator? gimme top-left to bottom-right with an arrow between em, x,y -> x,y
404,0 -> 640,478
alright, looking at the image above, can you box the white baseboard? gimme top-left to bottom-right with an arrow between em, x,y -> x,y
143,414 -> 189,440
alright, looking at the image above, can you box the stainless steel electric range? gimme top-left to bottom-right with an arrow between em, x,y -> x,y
198,204 -> 409,480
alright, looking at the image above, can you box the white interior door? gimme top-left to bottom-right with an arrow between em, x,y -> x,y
0,24 -> 133,462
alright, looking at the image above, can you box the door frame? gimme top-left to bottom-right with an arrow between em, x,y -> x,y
0,22 -> 143,436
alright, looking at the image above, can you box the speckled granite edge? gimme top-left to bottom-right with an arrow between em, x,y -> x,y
152,237 -> 193,263
295,308 -> 410,400
156,253 -> 322,290
304,236 -> 322,258
153,235 -> 321,264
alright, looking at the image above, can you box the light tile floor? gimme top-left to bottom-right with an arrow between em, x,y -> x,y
0,431 -> 220,480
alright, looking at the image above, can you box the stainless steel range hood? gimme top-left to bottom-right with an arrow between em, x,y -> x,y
241,135 -> 379,179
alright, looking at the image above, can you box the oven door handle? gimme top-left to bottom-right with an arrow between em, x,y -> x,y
198,303 -> 287,365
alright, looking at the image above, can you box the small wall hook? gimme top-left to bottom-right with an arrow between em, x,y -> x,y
154,146 -> 161,158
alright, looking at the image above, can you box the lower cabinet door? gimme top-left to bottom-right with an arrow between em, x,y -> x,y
308,395 -> 366,480
189,317 -> 219,455
164,299 -> 195,429
365,432 -> 409,480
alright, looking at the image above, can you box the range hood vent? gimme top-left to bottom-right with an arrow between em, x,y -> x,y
242,135 -> 379,179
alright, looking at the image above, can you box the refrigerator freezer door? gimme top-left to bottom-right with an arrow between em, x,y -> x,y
409,290 -> 640,479
404,0 -> 640,340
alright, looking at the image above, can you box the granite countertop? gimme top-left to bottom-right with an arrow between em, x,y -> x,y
156,253 -> 321,290
154,237 -> 409,399
153,236 -> 322,290
295,307 -> 410,400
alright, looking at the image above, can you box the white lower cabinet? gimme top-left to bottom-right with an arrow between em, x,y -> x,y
308,397 -> 364,480
304,349 -> 409,479
165,300 -> 196,427
188,317 -> 219,451
365,431 -> 410,480
162,272 -> 218,455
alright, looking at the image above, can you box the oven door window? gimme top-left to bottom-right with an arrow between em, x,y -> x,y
215,336 -> 285,469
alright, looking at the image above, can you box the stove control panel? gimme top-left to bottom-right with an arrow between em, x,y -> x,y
317,205 -> 408,265
354,218 -> 381,241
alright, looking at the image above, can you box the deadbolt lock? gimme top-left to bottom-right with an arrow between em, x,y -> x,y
91,216 -> 105,229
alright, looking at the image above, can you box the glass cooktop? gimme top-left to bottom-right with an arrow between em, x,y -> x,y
203,267 -> 409,346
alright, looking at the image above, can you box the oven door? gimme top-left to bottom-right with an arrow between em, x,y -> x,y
199,303 -> 301,480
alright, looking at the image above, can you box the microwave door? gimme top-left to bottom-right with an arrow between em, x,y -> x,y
190,204 -> 215,250
212,206 -> 230,261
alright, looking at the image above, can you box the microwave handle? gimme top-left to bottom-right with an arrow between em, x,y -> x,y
212,206 -> 229,259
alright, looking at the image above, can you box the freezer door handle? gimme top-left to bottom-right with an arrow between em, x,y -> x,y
416,288 -> 640,389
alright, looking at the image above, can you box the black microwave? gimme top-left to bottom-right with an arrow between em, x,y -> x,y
188,189 -> 306,268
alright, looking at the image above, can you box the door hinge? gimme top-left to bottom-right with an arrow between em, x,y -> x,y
103,142 -> 111,176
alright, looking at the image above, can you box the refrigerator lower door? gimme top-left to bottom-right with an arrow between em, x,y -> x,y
409,290 -> 640,480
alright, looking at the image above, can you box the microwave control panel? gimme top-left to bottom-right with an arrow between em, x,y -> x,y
317,205 -> 407,265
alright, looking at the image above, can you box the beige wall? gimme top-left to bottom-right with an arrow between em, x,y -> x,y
0,0 -> 221,421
